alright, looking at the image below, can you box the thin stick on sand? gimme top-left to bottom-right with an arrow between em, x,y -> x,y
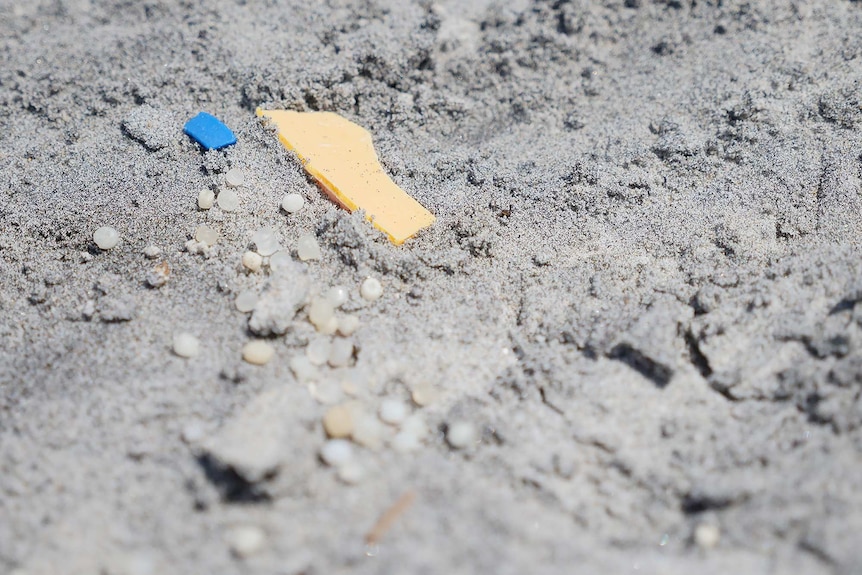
365,490 -> 417,546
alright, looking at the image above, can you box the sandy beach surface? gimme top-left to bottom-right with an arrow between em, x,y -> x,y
1,1 -> 861,573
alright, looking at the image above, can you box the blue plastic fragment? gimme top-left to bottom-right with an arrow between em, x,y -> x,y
183,112 -> 237,150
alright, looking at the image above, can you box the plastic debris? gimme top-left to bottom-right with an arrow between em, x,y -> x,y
257,109 -> 435,245
183,112 -> 236,150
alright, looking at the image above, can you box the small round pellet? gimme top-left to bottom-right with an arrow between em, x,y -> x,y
289,355 -> 319,383
217,189 -> 239,212
326,286 -> 349,308
308,298 -> 335,330
328,338 -> 354,368
242,340 -> 275,365
306,338 -> 331,366
360,277 -> 383,301
143,245 -> 161,259
323,404 -> 354,438
338,315 -> 360,337
93,226 -> 120,250
198,189 -> 215,210
694,524 -> 720,549
320,439 -> 354,467
241,251 -> 262,273
296,234 -> 322,261
227,525 -> 266,558
269,250 -> 292,272
337,461 -> 364,484
173,332 -> 200,358
194,225 -> 219,247
252,228 -> 280,256
446,421 -> 477,449
235,290 -> 258,313
379,399 -> 408,426
225,168 -> 245,187
411,382 -> 438,406
281,193 -> 305,214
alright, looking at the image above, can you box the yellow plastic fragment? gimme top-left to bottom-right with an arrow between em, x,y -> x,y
256,109 -> 435,245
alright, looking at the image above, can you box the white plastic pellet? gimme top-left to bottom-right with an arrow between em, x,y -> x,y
269,250 -> 292,272
296,234 -> 322,261
351,414 -> 386,450
241,251 -> 262,273
446,421 -> 477,449
379,399 -> 409,426
326,286 -> 349,308
320,439 -> 354,467
225,168 -> 245,187
198,189 -> 215,210
308,298 -> 335,330
411,382 -> 438,406
172,332 -> 200,358
143,245 -> 161,259
289,355 -> 319,383
338,315 -> 360,337
319,316 -> 338,335
93,226 -> 120,250
195,225 -> 219,247
694,524 -> 721,549
337,461 -> 365,484
217,189 -> 239,212
360,277 -> 383,301
391,431 -> 422,453
401,414 -> 429,440
328,338 -> 354,368
235,290 -> 258,313
242,340 -> 275,365
252,228 -> 280,256
227,525 -> 266,558
281,193 -> 305,214
306,338 -> 332,366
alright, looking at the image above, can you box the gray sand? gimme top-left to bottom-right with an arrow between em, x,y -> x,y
1,0 -> 861,573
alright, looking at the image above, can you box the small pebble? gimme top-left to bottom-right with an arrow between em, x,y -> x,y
217,188 -> 239,212
93,226 -> 120,250
289,355 -> 319,383
269,250 -> 292,272
308,297 -> 335,331
195,225 -> 219,247
338,315 -> 360,337
306,338 -> 332,366
337,461 -> 365,484
326,286 -> 349,308
146,261 -> 170,288
227,525 -> 266,558
252,228 -> 280,256
235,290 -> 258,313
225,167 -> 245,187
320,439 -> 354,467
173,332 -> 200,358
198,189 -> 215,210
296,234 -> 322,261
411,382 -> 439,406
446,421 -> 477,449
281,193 -> 305,214
379,399 -> 409,426
360,277 -> 383,301
241,251 -> 262,273
323,404 -> 354,438
328,338 -> 354,368
242,340 -> 275,365
142,245 -> 161,259
694,523 -> 721,549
